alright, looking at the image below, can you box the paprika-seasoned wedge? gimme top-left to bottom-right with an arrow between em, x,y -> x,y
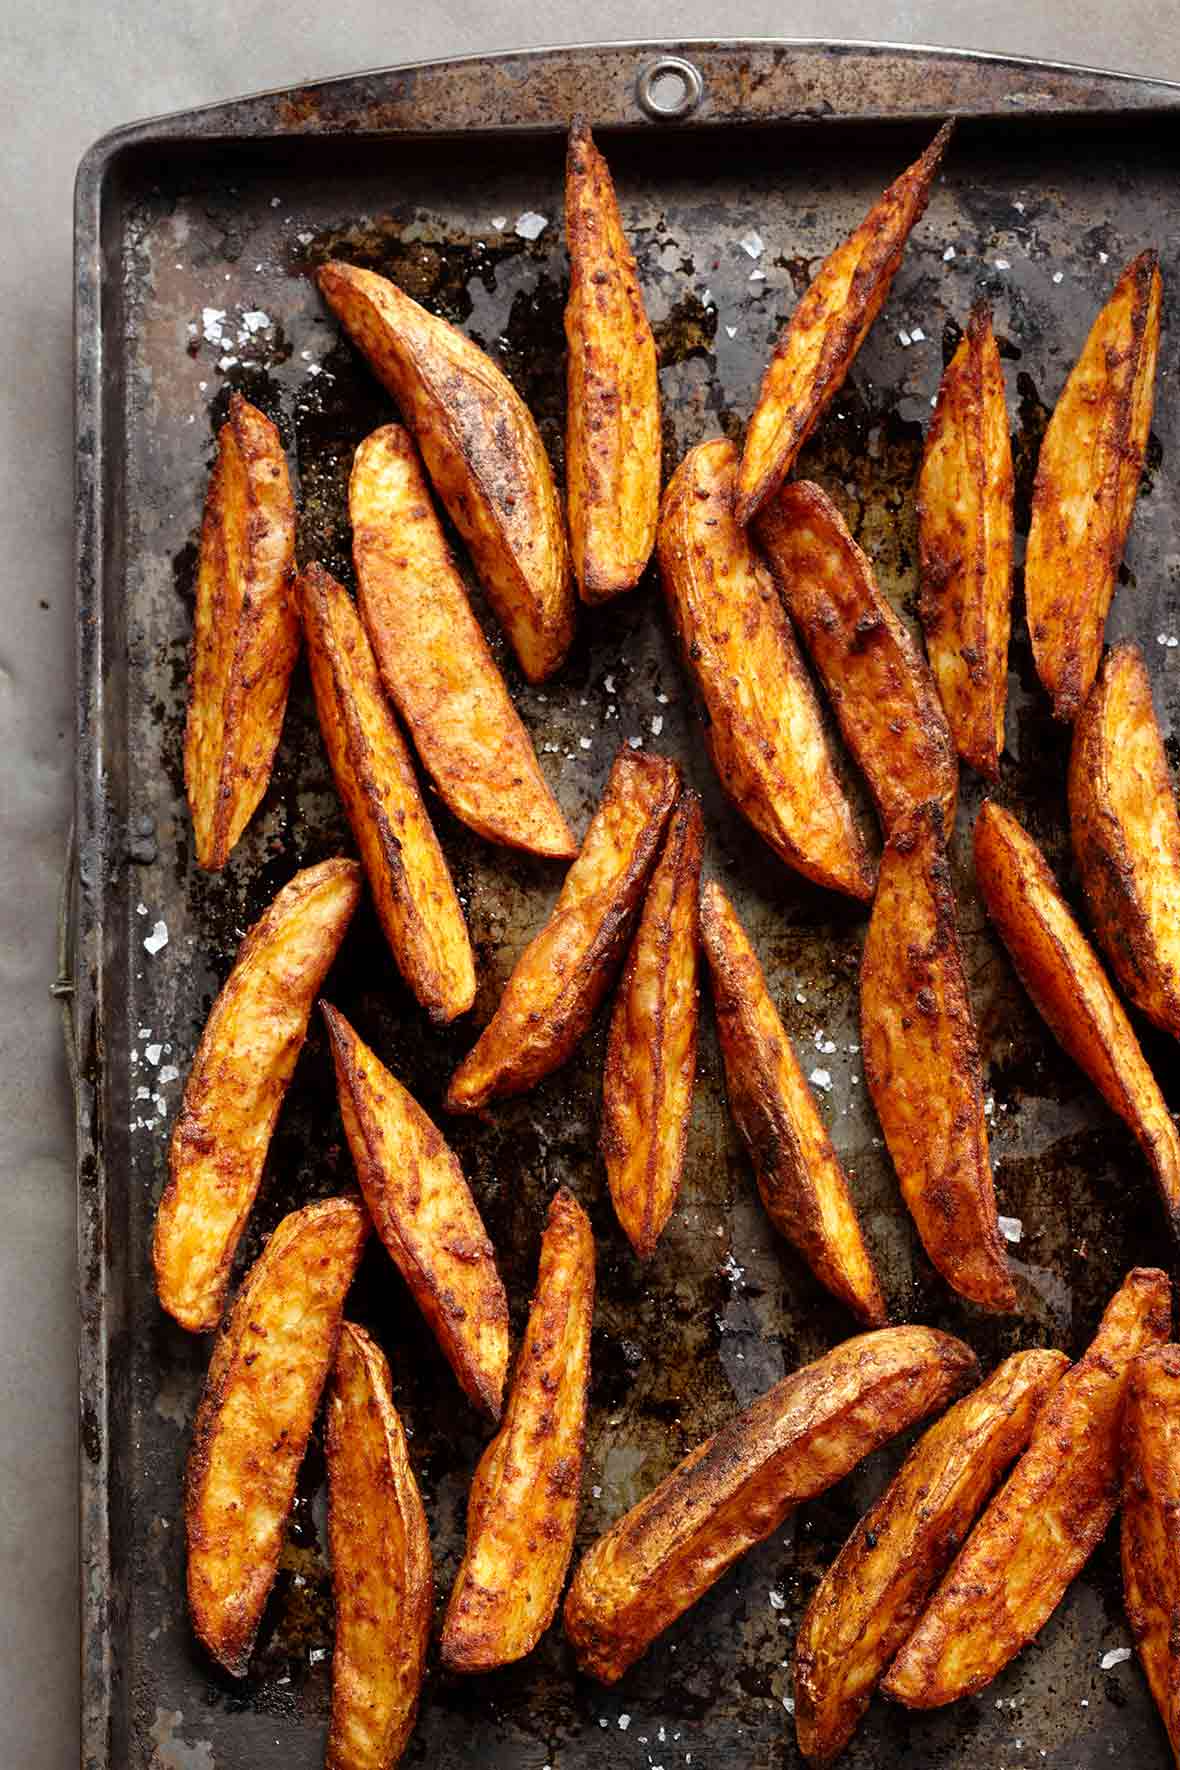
1121,1343 -> 1180,1766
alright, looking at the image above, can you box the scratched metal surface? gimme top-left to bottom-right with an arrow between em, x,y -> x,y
73,42 -> 1180,1770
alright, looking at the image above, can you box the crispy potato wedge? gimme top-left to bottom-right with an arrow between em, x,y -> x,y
319,260 -> 573,683
564,1325 -> 977,1684
757,481 -> 958,839
1121,1343 -> 1180,1765
300,562 -> 476,1024
446,749 -> 679,1112
735,121 -> 953,525
701,881 -> 886,1325
883,1266 -> 1171,1707
186,1196 -> 369,1677
184,392 -> 300,870
1070,643 -> 1180,1041
658,439 -> 874,901
974,800 -> 1180,1237
440,1187 -> 595,1671
350,424 -> 575,859
564,116 -> 660,602
326,1323 -> 432,1770
1026,250 -> 1162,722
601,792 -> 703,1260
860,806 -> 1015,1311
918,303 -> 1014,779
154,857 -> 362,1332
323,1003 -> 509,1419
794,1347 -> 1068,1762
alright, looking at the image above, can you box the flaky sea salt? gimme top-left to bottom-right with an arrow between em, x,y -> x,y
943,245 -> 956,261
998,1216 -> 1024,1244
1100,1647 -> 1132,1669
514,211 -> 548,240
809,1068 -> 832,1091
143,921 -> 168,956
739,230 -> 764,259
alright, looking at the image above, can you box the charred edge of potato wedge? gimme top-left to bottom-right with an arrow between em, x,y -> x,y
1121,1343 -> 1180,1765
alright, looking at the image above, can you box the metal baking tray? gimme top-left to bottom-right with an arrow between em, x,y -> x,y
72,39 -> 1180,1770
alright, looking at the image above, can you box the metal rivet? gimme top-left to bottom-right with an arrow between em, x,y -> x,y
636,57 -> 704,123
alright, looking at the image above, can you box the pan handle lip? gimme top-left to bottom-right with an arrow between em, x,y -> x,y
52,818 -> 80,1106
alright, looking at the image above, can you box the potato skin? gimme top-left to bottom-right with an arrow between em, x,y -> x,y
700,881 -> 886,1326
601,792 -> 703,1260
326,1324 -> 432,1770
565,116 -> 660,602
323,1003 -> 509,1419
883,1267 -> 1171,1707
318,260 -> 573,683
186,1197 -> 369,1677
918,303 -> 1013,779
563,1325 -> 977,1684
794,1348 -> 1068,1763
350,424 -> 575,859
1121,1343 -> 1180,1766
658,439 -> 874,901
860,806 -> 1015,1312
1070,643 -> 1180,1041
184,392 -> 300,870
446,749 -> 680,1112
757,480 -> 957,840
1026,250 -> 1162,722
440,1188 -> 595,1672
154,857 -> 362,1331
299,562 -> 476,1024
736,121 -> 952,525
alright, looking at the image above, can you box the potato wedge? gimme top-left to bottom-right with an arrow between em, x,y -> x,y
1070,643 -> 1180,1041
318,260 -> 573,683
350,424 -> 575,859
323,1003 -> 509,1419
1121,1343 -> 1180,1765
883,1266 -> 1171,1707
440,1187 -> 595,1671
860,806 -> 1015,1312
701,881 -> 886,1325
757,480 -> 958,839
974,800 -> 1180,1237
918,302 -> 1014,779
658,438 -> 874,901
794,1347 -> 1068,1762
300,562 -> 476,1024
564,116 -> 660,602
446,749 -> 679,1112
1026,249 -> 1162,722
601,792 -> 703,1260
735,121 -> 953,525
564,1325 -> 977,1684
184,392 -> 300,870
326,1323 -> 432,1770
154,857 -> 362,1332
186,1196 -> 369,1677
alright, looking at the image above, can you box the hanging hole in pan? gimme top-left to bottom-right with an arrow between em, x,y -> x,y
636,56 -> 704,122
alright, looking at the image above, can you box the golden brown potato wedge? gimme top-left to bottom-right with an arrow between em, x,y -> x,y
658,438 -> 874,901
564,116 -> 660,602
440,1187 -> 595,1672
860,806 -> 1015,1312
601,792 -> 703,1259
1026,249 -> 1162,722
186,1196 -> 369,1677
563,1325 -> 977,1684
701,881 -> 886,1326
350,424 -> 575,859
757,480 -> 958,839
154,857 -> 362,1332
184,392 -> 300,870
794,1347 -> 1068,1762
974,800 -> 1180,1238
326,1323 -> 432,1770
1121,1343 -> 1180,1766
1070,643 -> 1180,1042
736,121 -> 953,525
446,749 -> 679,1112
300,562 -> 476,1024
918,302 -> 1014,779
323,1003 -> 509,1419
319,260 -> 573,683
883,1266 -> 1171,1707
